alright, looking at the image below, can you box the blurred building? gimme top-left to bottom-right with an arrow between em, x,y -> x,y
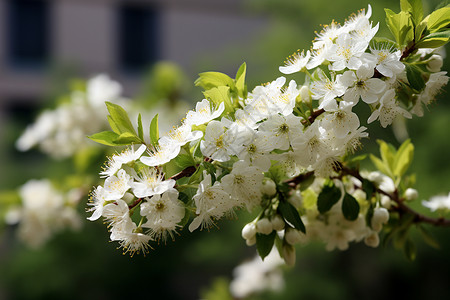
0,0 -> 266,119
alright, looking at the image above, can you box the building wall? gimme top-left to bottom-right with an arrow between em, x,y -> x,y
0,0 -> 267,106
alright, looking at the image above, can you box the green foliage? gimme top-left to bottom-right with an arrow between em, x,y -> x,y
149,114 -> 160,146
426,6 -> 450,32
196,63 -> 248,115
256,231 -> 277,260
317,183 -> 342,214
87,131 -> 121,146
400,0 -> 424,25
89,102 -> 145,147
341,193 -> 360,221
385,9 -> 414,48
370,139 -> 414,185
105,102 -> 136,135
137,114 -> 144,141
278,200 -> 306,233
203,86 -> 234,115
405,63 -> 426,92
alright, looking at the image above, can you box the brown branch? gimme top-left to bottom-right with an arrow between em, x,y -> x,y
128,198 -> 143,210
169,165 -> 197,181
301,108 -> 325,126
285,171 -> 315,188
339,165 -> 450,227
400,41 -> 416,61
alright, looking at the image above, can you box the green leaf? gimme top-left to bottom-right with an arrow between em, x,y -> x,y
317,184 -> 342,214
107,115 -> 120,134
174,153 -> 196,170
278,200 -> 306,233
418,226 -> 441,249
400,0 -> 423,25
385,9 -> 415,47
114,132 -> 142,145
435,0 -> 449,10
427,7 -> 450,32
88,131 -> 120,146
405,63 -> 426,92
378,140 -> 395,169
105,102 -> 136,135
370,154 -> 392,177
137,114 -> 144,141
150,114 -> 159,146
195,71 -> 235,90
415,19 -> 428,40
362,179 -> 375,199
404,238 -> 417,261
393,139 -> 414,177
256,231 -> 276,260
235,62 -> 247,98
203,86 -> 234,114
370,37 -> 398,50
299,174 -> 315,191
342,193 -> 360,221
366,202 -> 375,228
416,30 -> 450,48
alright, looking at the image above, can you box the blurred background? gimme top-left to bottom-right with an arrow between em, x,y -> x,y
0,0 -> 449,299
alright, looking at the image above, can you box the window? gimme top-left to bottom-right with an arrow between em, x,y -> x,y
118,4 -> 159,72
6,0 -> 50,69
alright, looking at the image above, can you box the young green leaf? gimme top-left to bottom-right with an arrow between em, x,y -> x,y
88,131 -> 120,146
195,71 -> 235,90
114,132 -> 143,145
317,184 -> 342,214
385,9 -> 414,47
203,86 -> 234,114
235,62 -> 247,98
105,102 -> 136,135
342,193 -> 360,221
400,0 -> 423,25
137,113 -> 144,141
427,6 -> 450,32
150,114 -> 159,146
278,200 -> 306,233
416,30 -> 450,48
370,154 -> 392,177
393,139 -> 414,177
256,231 -> 276,260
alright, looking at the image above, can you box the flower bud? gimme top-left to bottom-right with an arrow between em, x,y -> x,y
256,218 -> 273,235
261,179 -> 277,197
372,207 -> 389,232
284,227 -> 304,245
288,190 -> 302,209
282,244 -> 296,266
380,195 -> 392,209
404,188 -> 418,201
241,223 -> 256,240
246,236 -> 256,246
299,85 -> 311,105
353,189 -> 366,201
427,54 -> 444,72
364,232 -> 380,248
271,214 -> 285,231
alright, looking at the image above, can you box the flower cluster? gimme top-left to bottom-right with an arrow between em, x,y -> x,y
16,74 -> 125,158
5,179 -> 82,248
88,2 -> 450,262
